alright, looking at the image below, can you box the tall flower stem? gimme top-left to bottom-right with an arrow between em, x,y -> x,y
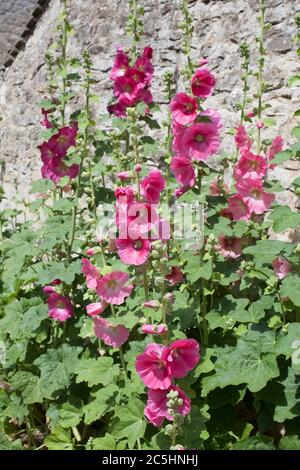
256,0 -> 266,155
60,0 -> 68,126
197,166 -> 208,346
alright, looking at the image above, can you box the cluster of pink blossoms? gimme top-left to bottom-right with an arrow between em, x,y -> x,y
107,46 -> 154,117
223,126 -> 283,222
81,258 -> 133,348
135,339 -> 200,427
114,169 -> 166,266
39,122 -> 79,183
169,60 -> 221,196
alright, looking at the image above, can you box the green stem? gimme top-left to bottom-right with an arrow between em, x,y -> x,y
61,0 -> 68,126
256,0 -> 265,155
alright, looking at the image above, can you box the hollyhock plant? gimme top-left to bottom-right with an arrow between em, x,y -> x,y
135,343 -> 172,390
272,257 -> 292,280
170,92 -> 198,125
47,292 -> 74,322
167,339 -> 200,379
96,271 -> 133,305
144,386 -> 191,427
141,324 -> 168,335
170,156 -> 195,188
236,178 -> 275,215
218,235 -> 245,259
141,170 -> 166,204
174,122 -> 221,161
191,68 -> 216,99
94,317 -> 129,348
86,301 -> 107,317
82,258 -> 101,290
116,237 -> 151,266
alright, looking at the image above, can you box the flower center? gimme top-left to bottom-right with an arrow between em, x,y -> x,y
56,301 -> 65,308
124,84 -> 133,93
195,133 -> 204,142
194,78 -> 201,87
135,239 -> 143,250
107,279 -> 118,288
58,135 -> 68,144
251,189 -> 261,199
156,359 -> 166,369
250,160 -> 259,169
185,102 -> 194,113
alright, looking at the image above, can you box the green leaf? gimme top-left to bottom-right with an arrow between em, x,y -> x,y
279,436 -> 300,450
47,396 -> 84,428
75,357 -> 119,387
44,426 -> 74,450
291,126 -> 300,139
91,433 -> 116,450
243,239 -> 296,262
272,150 -> 293,165
280,275 -> 300,306
231,435 -> 275,450
276,323 -> 300,361
83,384 -> 119,425
269,206 -> 300,233
113,398 -> 146,449
35,345 -> 81,396
206,295 -> 250,330
10,371 -> 51,404
0,432 -> 22,450
288,75 -> 300,87
202,329 -> 280,396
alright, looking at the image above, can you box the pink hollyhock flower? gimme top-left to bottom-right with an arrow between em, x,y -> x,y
170,156 -> 195,188
47,292 -> 74,322
236,178 -> 275,214
47,123 -> 78,157
218,235 -> 244,259
109,47 -> 129,80
191,68 -> 216,99
197,108 -> 222,130
136,87 -> 153,105
224,195 -> 251,221
174,122 -> 221,161
82,258 -> 101,290
272,257 -> 292,280
235,125 -> 252,154
114,75 -> 140,106
96,271 -> 133,305
117,171 -> 132,181
94,317 -> 129,348
267,136 -> 284,161
43,285 -> 56,295
143,300 -> 160,309
141,170 -> 166,204
116,237 -> 151,265
170,92 -> 198,125
135,46 -> 154,82
174,186 -> 189,198
115,186 -> 136,204
86,301 -> 107,317
141,324 -> 168,335
234,152 -> 267,180
145,386 -> 191,427
135,164 -> 142,172
256,120 -> 264,129
107,101 -> 127,117
86,247 -> 96,257
199,57 -> 209,66
167,339 -> 200,379
165,266 -> 184,285
117,199 -> 157,239
41,108 -> 53,129
247,111 -> 256,119
135,343 -> 172,390
41,156 -> 79,183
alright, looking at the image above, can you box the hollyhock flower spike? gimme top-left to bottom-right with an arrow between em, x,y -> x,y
94,317 -> 129,348
47,292 -> 74,322
96,271 -> 133,305
135,343 -> 172,390
272,257 -> 292,280
145,386 -> 191,427
82,258 -> 101,290
167,339 -> 200,378
141,170 -> 166,204
191,68 -> 216,99
170,92 -> 198,125
86,301 -> 107,317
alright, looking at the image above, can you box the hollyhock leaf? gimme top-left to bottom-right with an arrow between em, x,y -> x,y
171,291 -> 197,330
231,436 -> 275,450
30,178 -> 55,194
34,345 -> 82,397
150,431 -> 172,450
280,276 -> 300,307
113,398 -> 146,449
258,367 -> 300,422
291,126 -> 300,139
275,323 -> 300,360
206,296 -> 250,330
213,260 -> 241,286
243,239 -> 296,264
143,115 -> 161,129
288,75 -> 300,87
83,384 -> 119,425
10,371 -> 51,404
201,330 -> 279,396
247,296 -> 274,323
47,396 -> 84,429
91,434 -> 117,450
0,432 -> 22,451
278,436 -> 300,450
1,298 -> 48,341
272,150 -> 292,165
32,260 -> 81,285
141,136 -> 160,156
44,426 -> 74,450
109,310 -> 139,330
75,358 -> 120,387
293,109 -> 300,118
182,406 -> 209,449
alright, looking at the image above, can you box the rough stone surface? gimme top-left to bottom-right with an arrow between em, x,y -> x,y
0,0 -> 38,65
0,0 -> 300,211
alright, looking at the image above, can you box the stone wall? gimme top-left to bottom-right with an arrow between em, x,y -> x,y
0,0 -> 299,208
